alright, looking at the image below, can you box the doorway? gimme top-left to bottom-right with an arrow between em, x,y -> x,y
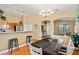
41,20 -> 51,36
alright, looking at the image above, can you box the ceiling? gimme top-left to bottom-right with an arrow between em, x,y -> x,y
0,4 -> 78,17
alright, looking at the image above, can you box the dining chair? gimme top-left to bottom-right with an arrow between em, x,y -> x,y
59,41 -> 74,55
66,42 -> 74,55
58,39 -> 64,45
29,44 -> 42,55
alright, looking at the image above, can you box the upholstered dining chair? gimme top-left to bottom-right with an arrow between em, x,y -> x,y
59,41 -> 74,55
29,44 -> 42,55
66,42 -> 74,55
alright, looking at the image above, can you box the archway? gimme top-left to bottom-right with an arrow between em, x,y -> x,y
41,20 -> 51,36
54,17 -> 76,35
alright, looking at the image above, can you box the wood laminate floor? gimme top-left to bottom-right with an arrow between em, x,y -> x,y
6,44 -> 79,55
11,45 -> 30,55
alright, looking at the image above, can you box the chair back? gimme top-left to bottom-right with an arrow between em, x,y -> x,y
26,36 -> 32,44
29,44 -> 42,55
58,39 -> 64,45
66,42 -> 74,55
8,38 -> 18,48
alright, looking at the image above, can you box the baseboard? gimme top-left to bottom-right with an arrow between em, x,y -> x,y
0,44 -> 26,55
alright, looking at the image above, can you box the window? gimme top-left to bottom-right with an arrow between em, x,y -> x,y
58,23 -> 69,34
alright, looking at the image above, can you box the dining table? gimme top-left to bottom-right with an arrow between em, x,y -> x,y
31,38 -> 63,55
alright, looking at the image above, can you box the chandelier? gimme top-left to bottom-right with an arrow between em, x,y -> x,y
39,5 -> 59,18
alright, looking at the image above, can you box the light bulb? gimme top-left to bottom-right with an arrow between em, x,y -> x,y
39,12 -> 42,15
42,14 -> 46,16
41,10 -> 45,13
21,12 -> 24,15
50,11 -> 54,14
47,9 -> 51,12
47,13 -> 50,16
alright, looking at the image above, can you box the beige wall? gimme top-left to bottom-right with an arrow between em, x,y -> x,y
0,12 -> 24,51
0,12 -> 79,52
0,32 -> 32,51
3,12 -> 21,23
23,12 -> 76,39
75,22 -> 79,33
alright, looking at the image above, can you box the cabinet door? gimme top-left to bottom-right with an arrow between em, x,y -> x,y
23,24 -> 32,32
16,25 -> 23,32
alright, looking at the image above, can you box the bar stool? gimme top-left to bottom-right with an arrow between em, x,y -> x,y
8,38 -> 19,54
26,36 -> 32,44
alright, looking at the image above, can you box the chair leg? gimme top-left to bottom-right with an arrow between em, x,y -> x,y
9,48 -> 12,54
17,40 -> 19,51
15,40 -> 19,51
11,48 -> 13,54
8,48 -> 11,54
17,46 -> 19,51
8,42 -> 12,54
8,42 -> 10,54
17,44 -> 19,51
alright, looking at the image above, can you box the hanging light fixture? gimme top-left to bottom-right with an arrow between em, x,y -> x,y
39,4 -> 59,18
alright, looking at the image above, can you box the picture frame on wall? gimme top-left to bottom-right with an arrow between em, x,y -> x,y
34,24 -> 38,29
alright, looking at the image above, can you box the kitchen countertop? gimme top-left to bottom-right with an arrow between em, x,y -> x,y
0,31 -> 32,34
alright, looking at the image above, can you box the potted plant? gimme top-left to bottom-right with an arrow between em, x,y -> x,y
0,10 -> 4,18
71,34 -> 79,47
1,16 -> 7,21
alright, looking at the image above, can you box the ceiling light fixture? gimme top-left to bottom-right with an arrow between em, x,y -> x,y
39,5 -> 59,18
39,5 -> 53,18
